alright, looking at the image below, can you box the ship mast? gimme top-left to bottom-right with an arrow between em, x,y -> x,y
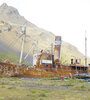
19,25 -> 26,64
85,30 -> 87,66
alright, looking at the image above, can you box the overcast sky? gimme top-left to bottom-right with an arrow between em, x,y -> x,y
0,0 -> 90,57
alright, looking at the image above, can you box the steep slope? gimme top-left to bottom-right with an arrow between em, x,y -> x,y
60,41 -> 86,65
0,3 -> 35,27
0,3 -> 88,65
0,3 -> 55,64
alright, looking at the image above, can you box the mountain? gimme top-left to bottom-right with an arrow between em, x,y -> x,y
0,3 -> 88,65
0,3 -> 35,27
61,41 -> 87,65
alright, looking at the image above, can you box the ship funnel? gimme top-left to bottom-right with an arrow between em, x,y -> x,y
54,36 -> 62,62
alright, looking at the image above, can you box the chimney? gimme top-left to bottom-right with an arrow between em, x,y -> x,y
54,36 -> 62,62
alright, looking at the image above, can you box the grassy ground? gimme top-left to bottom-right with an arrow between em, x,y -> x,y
0,51 -> 19,64
0,51 -> 32,66
0,77 -> 90,100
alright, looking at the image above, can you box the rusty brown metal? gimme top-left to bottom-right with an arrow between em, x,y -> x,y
0,61 -> 89,78
0,62 -> 55,78
0,52 -> 90,78
54,36 -> 61,63
35,52 -> 54,69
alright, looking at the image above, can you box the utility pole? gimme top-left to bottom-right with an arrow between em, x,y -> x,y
19,25 -> 26,64
85,30 -> 87,66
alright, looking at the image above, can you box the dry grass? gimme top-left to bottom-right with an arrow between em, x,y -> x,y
0,77 -> 90,100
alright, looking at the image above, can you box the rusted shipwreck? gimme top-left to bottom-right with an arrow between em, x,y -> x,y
0,36 -> 90,78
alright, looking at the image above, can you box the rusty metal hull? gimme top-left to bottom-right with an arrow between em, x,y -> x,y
0,62 -> 90,78
0,62 -> 54,78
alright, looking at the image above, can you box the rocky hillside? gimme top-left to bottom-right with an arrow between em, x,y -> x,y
0,3 -> 88,65
61,41 -> 86,65
0,3 -> 35,27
